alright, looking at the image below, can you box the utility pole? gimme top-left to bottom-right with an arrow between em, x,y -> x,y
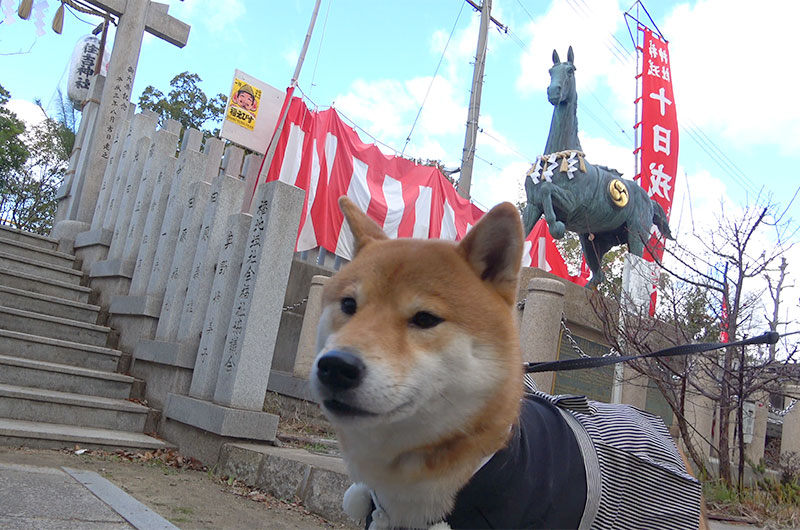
458,0 -> 491,200
248,0 -> 322,211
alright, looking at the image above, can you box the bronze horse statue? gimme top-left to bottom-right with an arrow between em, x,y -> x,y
523,46 -> 672,288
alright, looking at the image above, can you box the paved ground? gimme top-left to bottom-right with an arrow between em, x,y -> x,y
0,446 -> 765,530
0,447 -> 356,530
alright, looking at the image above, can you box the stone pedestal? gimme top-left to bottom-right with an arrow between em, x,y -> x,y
519,277 -> 565,394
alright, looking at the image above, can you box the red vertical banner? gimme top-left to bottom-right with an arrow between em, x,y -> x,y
636,27 -> 678,315
638,27 -> 678,260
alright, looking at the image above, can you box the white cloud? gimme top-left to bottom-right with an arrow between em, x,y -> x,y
170,0 -> 246,39
663,0 -> 800,153
515,0 -> 630,101
5,99 -> 47,127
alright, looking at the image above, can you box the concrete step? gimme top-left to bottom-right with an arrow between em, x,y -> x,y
0,237 -> 76,269
0,250 -> 84,285
0,418 -> 170,452
0,266 -> 91,304
0,383 -> 150,432
0,354 -> 138,400
0,329 -> 123,373
0,225 -> 59,252
0,306 -> 111,348
0,285 -> 100,325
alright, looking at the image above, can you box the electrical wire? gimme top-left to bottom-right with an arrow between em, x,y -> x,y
308,0 -> 333,96
401,1 -> 465,155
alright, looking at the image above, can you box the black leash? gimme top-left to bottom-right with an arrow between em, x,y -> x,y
524,331 -> 780,373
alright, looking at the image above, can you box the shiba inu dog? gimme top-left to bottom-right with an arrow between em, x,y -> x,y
311,197 -> 705,530
311,197 -> 524,528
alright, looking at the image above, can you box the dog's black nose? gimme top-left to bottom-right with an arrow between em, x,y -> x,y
316,350 -> 365,390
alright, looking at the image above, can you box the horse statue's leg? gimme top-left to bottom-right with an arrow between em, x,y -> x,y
522,175 -> 543,235
540,183 -> 567,239
579,233 -> 604,287
581,232 -> 620,289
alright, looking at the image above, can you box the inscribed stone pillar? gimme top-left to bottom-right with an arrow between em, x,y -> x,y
118,121 -> 181,270
144,140 -> 209,299
101,111 -> 158,233
519,277 -> 566,394
53,75 -> 104,228
154,179 -> 212,341
293,275 -> 329,379
240,153 -> 263,213
89,112 -> 131,233
212,181 -> 304,410
188,213 -> 252,400
175,149 -> 247,355
128,129 -> 203,296
105,135 -> 152,261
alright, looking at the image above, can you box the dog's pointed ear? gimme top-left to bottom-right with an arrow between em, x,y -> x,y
457,202 -> 524,304
339,196 -> 387,255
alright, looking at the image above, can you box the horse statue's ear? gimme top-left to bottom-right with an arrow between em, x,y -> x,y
567,46 -> 574,64
552,49 -> 560,65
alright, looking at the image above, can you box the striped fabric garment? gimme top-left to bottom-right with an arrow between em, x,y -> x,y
524,378 -> 702,530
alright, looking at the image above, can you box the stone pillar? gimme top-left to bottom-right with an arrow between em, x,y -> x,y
128,129 -> 203,297
212,181 -> 305,410
118,121 -> 182,272
153,179 -> 212,341
683,386 -> 715,459
107,129 -> 203,355
145,143 -> 211,301
745,392 -> 769,464
620,366 -> 649,410
175,149 -> 248,357
780,385 -> 800,457
519,277 -> 565,394
53,75 -> 104,229
293,275 -> 328,379
188,213 -> 252,400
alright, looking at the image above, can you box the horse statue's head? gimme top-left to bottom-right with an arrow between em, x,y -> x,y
547,46 -> 576,106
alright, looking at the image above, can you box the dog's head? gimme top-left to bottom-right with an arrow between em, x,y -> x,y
311,197 -> 524,451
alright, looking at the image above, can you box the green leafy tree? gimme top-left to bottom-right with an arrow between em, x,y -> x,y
138,72 -> 227,137
0,84 -> 73,233
0,84 -> 30,194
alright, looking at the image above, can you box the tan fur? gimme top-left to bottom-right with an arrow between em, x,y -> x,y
312,198 -> 523,526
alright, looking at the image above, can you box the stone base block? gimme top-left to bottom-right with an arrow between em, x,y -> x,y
134,339 -> 195,369
165,394 -> 278,442
108,311 -> 159,354
217,442 -> 349,523
73,228 -> 112,274
130,357 -> 192,411
90,258 -> 135,279
87,276 -> 132,311
110,294 -> 162,318
52,220 -> 91,244
267,370 -> 315,402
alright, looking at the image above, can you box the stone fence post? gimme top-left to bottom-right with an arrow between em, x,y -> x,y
519,277 -> 565,394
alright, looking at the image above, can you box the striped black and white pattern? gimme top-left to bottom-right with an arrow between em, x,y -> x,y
524,384 -> 702,530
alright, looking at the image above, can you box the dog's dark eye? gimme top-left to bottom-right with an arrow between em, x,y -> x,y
341,297 -> 357,315
410,311 -> 444,329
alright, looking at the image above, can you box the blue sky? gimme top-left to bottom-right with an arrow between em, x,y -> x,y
2,0 -> 799,311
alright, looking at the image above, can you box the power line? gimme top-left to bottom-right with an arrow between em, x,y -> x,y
402,1 -> 465,155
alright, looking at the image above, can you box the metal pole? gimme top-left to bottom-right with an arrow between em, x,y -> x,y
458,0 -> 491,200
248,0 -> 322,211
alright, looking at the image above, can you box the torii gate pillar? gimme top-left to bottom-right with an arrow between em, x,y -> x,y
53,0 -> 189,241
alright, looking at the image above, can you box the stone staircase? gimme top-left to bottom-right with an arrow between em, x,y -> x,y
0,224 -> 169,452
